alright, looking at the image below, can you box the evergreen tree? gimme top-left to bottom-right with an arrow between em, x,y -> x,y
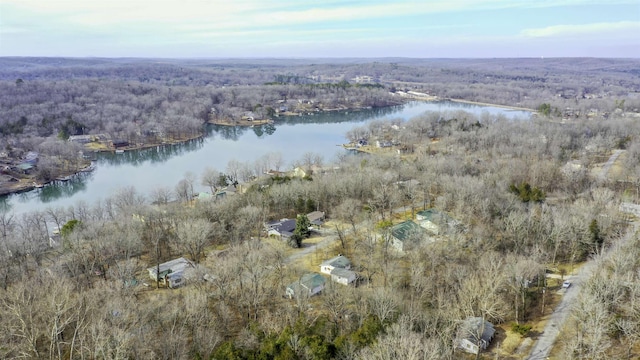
294,214 -> 311,239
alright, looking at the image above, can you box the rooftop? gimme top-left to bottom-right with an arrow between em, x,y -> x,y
288,272 -> 326,291
321,255 -> 351,269
416,208 -> 455,223
147,257 -> 194,278
459,317 -> 495,344
330,268 -> 356,278
391,220 -> 425,242
307,211 -> 325,225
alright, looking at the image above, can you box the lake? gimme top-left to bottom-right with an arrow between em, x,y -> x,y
0,101 -> 530,215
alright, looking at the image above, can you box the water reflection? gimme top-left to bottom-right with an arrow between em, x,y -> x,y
0,172 -> 94,212
97,137 -> 206,166
37,173 -> 92,203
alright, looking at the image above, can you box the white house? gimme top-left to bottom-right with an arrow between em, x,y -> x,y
416,209 -> 459,235
147,257 -> 195,289
330,268 -> 357,285
320,255 -> 351,275
457,317 -> 496,355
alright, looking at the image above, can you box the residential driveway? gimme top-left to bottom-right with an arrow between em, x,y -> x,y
527,222 -> 638,359
285,231 -> 338,264
599,149 -> 624,180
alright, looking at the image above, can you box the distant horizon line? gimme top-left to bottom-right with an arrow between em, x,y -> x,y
2,56 -> 639,60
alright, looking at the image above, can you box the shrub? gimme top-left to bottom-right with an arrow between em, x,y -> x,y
511,323 -> 532,337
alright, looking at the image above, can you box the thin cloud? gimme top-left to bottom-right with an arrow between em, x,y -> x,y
522,21 -> 640,37
8,0 -> 621,29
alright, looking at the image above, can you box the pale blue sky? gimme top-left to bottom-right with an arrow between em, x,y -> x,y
1,0 -> 638,58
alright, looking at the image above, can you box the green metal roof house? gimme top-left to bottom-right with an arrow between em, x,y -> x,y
390,220 -> 426,252
286,273 -> 326,299
416,208 -> 458,235
320,254 -> 351,274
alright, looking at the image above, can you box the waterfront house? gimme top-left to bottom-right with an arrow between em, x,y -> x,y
68,135 -> 93,144
286,273 -> 326,299
376,140 -> 393,148
112,139 -> 129,149
24,151 -> 39,165
457,317 -> 496,355
147,257 -> 195,289
16,163 -> 34,174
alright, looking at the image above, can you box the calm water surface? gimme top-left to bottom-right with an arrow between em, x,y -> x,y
1,101 -> 530,215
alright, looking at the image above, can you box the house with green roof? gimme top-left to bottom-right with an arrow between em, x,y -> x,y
390,220 -> 427,252
416,208 -> 460,235
285,273 -> 326,299
320,254 -> 351,275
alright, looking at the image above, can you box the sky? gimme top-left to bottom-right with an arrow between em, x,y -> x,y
1,0 -> 639,58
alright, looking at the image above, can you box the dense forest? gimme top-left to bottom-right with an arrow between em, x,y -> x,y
1,58 -> 640,359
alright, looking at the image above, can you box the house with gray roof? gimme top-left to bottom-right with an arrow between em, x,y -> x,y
330,268 -> 357,286
307,211 -> 326,227
147,257 -> 195,289
456,317 -> 496,355
286,273 -> 326,299
266,218 -> 296,238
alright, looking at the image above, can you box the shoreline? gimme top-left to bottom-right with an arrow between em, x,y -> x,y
0,134 -> 204,198
1,98 -> 531,198
0,162 -> 93,197
447,98 -> 535,112
209,118 -> 274,127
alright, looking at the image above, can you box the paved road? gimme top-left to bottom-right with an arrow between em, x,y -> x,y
527,222 -> 638,359
527,265 -> 594,359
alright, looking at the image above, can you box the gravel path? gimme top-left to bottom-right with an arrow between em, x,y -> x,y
599,149 -> 624,180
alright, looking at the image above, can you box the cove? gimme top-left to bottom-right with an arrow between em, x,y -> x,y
0,101 -> 530,215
